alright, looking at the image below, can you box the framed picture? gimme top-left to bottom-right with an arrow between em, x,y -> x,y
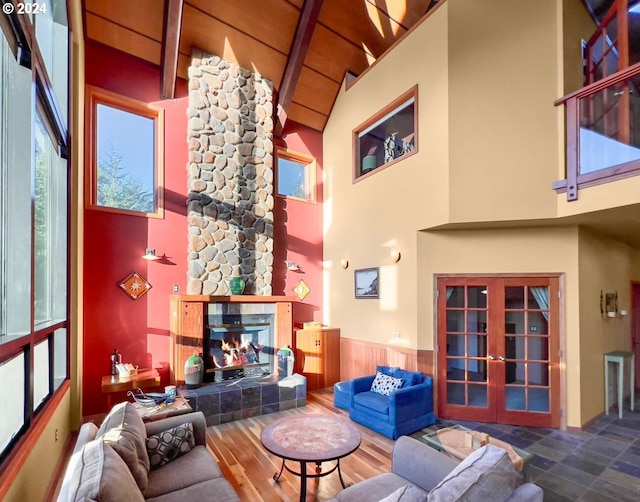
354,267 -> 379,299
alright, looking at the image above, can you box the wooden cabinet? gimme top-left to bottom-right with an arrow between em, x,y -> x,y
293,328 -> 340,391
170,296 -> 206,384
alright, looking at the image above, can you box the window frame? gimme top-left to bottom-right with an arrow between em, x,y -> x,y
352,86 -> 418,182
85,85 -> 165,218
0,0 -> 70,475
275,147 -> 317,203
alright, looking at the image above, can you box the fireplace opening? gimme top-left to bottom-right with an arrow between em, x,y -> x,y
205,313 -> 275,382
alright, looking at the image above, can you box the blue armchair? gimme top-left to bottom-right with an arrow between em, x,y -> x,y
349,366 -> 436,439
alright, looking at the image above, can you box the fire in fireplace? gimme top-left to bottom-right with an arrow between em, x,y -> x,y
205,313 -> 274,382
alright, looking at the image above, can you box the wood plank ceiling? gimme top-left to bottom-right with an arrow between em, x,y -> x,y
83,0 -> 437,132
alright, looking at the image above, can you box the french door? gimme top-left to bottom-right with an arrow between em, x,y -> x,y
437,276 -> 561,428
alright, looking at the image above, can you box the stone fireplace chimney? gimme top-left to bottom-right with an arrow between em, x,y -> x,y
186,50 -> 275,296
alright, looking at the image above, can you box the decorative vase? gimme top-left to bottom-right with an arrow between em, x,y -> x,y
229,277 -> 245,295
184,352 -> 204,389
362,155 -> 377,173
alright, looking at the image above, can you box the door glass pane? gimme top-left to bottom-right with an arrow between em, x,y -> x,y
528,311 -> 548,335
446,286 -> 464,308
467,311 -> 487,332
447,335 -> 465,356
468,335 -> 487,358
468,287 -> 487,308
528,337 -> 548,361
511,361 -> 526,384
505,312 -> 524,334
468,360 -> 487,382
447,382 -> 465,405
528,363 -> 549,386
447,359 -> 465,381
506,287 -> 524,309
528,287 -> 549,310
511,336 -> 525,359
506,387 -> 526,411
469,385 -> 487,407
530,389 -> 550,412
446,311 -> 464,332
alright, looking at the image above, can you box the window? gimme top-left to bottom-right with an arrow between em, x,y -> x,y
353,86 -> 418,180
86,86 -> 164,217
276,148 -> 316,202
0,0 -> 70,467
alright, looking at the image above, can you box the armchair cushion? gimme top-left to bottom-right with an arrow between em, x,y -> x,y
353,391 -> 390,414
371,371 -> 404,396
392,369 -> 424,388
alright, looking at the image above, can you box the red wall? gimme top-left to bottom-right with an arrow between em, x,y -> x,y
83,41 -> 324,415
276,124 -> 324,327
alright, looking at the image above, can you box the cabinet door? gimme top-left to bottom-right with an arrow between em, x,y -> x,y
320,329 -> 341,388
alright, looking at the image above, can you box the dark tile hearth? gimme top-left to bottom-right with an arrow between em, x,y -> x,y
420,395 -> 640,501
181,374 -> 306,426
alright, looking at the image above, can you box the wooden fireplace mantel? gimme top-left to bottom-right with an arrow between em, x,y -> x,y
172,295 -> 297,303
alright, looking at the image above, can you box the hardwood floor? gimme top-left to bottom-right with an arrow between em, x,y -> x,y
206,388 -> 394,502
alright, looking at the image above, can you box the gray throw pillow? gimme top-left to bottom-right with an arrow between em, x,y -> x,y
146,422 -> 195,469
427,444 -> 516,502
97,401 -> 150,492
68,439 -> 144,502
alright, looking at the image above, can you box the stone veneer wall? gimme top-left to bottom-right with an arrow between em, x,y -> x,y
186,50 -> 275,295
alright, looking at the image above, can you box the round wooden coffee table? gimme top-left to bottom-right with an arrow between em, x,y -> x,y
260,414 -> 362,501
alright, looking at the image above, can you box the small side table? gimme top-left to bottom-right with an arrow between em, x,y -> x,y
130,396 -> 193,422
101,368 -> 161,410
604,351 -> 635,419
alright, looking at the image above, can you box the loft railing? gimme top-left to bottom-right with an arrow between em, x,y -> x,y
553,61 -> 640,200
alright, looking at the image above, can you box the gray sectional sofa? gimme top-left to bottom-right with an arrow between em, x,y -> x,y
57,403 -> 239,501
328,436 -> 543,502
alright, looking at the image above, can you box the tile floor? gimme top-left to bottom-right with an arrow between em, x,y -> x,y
424,397 -> 640,501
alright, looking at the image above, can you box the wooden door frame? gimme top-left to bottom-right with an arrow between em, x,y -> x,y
434,273 -> 566,429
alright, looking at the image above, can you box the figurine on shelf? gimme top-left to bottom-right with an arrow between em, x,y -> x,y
384,133 -> 398,163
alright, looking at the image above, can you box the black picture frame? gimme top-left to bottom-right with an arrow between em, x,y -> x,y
354,267 -> 379,299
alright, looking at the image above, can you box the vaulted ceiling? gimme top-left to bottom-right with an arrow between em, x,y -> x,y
83,0 -> 438,132
83,0 -> 627,134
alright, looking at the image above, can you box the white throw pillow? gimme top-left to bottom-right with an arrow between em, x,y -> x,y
370,371 -> 404,396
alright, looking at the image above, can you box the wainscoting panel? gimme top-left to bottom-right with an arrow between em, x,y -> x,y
339,337 -> 433,380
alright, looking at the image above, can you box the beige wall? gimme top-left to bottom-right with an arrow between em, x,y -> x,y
418,227 -> 582,426
322,4 -> 450,346
323,0 -> 568,346
447,0 -> 561,223
578,229 -> 640,424
3,391 -> 71,502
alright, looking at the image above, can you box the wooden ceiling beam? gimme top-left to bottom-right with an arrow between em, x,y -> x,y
161,0 -> 184,99
275,0 -> 324,136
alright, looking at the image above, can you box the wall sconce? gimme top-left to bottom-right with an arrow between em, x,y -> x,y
286,261 -> 301,271
390,248 -> 401,263
340,258 -> 349,269
600,290 -> 618,318
142,248 -> 161,261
